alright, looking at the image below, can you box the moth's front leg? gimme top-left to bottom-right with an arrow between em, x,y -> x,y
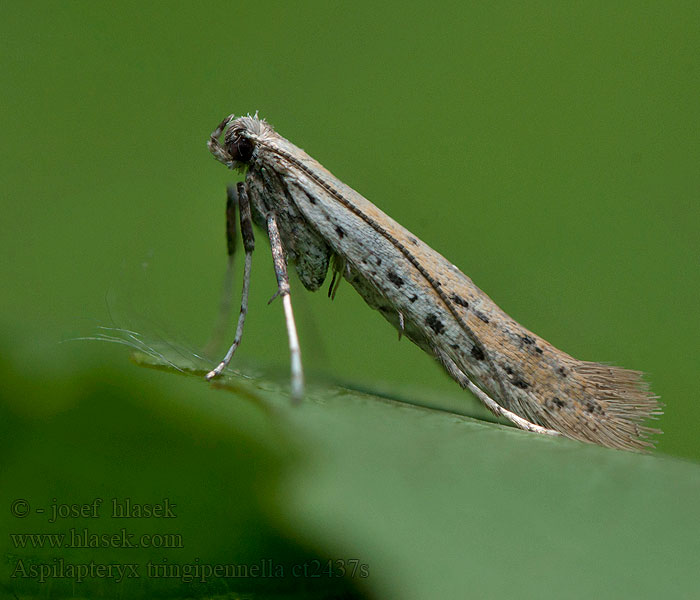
266,211 -> 305,403
206,182 -> 256,380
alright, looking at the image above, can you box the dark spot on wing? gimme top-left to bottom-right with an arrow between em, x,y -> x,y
521,334 -> 543,354
409,294 -> 418,303
409,236 -> 418,245
511,377 -> 530,389
451,344 -> 459,350
425,313 -> 445,334
586,401 -> 603,414
301,190 -> 317,205
471,346 -> 485,361
558,367 -> 568,378
376,257 -> 382,266
475,311 -> 490,324
548,396 -> 566,409
451,294 -> 469,308
387,270 -> 404,287
503,365 -> 530,389
335,226 -> 345,238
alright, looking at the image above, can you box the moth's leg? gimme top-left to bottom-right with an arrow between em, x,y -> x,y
467,380 -> 560,436
206,182 -> 255,380
267,211 -> 305,403
208,114 -> 235,166
435,348 -> 560,437
328,255 -> 345,300
225,184 -> 239,258
203,185 -> 239,358
327,271 -> 339,299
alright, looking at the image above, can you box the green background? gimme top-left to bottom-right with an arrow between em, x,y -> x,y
2,2 -> 699,599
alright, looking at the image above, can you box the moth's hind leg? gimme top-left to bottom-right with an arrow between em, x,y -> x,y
206,182 -> 256,380
434,347 -> 560,437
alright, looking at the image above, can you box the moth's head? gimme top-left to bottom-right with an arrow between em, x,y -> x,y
208,113 -> 268,170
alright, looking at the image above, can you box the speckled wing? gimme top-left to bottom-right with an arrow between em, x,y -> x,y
244,120 -> 661,451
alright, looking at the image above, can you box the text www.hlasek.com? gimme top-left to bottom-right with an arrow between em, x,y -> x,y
10,528 -> 183,549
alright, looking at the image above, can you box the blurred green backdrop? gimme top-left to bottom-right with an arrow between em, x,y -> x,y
1,2 -> 699,598
2,1 -> 697,457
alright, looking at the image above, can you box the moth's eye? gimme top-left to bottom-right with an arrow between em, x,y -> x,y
226,135 -> 254,164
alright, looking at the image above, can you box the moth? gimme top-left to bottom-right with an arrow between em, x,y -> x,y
206,113 -> 662,451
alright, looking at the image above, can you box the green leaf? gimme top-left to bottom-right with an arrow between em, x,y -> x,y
3,339 -> 698,599
132,347 -> 700,599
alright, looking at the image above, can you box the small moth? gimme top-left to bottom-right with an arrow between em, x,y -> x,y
206,113 -> 662,451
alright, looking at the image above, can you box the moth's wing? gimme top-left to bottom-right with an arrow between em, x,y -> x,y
250,128 -> 661,450
290,225 -> 331,291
